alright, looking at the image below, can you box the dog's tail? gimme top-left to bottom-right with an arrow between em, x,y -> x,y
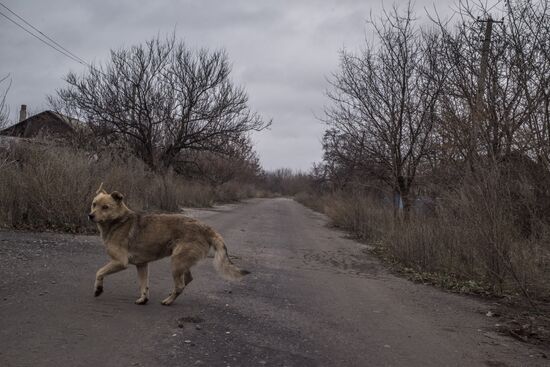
209,233 -> 250,280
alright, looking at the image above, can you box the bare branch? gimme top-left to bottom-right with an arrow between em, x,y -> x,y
50,35 -> 269,171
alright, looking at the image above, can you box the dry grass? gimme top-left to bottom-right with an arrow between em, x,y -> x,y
296,191 -> 391,242
297,176 -> 550,303
0,142 -> 257,232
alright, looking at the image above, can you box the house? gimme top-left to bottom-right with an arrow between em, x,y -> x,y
0,105 -> 80,139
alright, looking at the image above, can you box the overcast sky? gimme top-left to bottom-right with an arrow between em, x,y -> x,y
0,0 -> 457,171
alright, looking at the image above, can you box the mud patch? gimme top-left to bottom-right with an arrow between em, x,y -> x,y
299,247 -> 387,278
177,316 -> 204,328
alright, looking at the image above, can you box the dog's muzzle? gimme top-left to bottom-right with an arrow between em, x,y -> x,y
88,213 -> 95,221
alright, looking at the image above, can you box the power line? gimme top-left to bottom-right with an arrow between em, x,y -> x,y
0,9 -> 85,65
0,2 -> 90,68
0,2 -> 89,66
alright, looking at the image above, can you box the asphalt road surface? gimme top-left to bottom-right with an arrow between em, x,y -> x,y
0,198 -> 547,367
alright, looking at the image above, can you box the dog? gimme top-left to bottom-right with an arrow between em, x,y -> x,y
88,183 -> 249,305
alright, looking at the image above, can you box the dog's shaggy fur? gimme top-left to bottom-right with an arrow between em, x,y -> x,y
89,184 -> 249,305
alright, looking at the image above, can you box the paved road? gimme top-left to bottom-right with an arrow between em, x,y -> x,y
0,198 -> 547,366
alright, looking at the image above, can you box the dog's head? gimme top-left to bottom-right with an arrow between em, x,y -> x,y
88,183 -> 127,224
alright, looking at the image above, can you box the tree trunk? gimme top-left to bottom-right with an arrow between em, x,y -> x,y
401,190 -> 412,221
397,176 -> 412,221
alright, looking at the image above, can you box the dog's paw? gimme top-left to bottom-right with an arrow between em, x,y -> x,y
135,297 -> 148,305
160,297 -> 173,306
94,286 -> 103,297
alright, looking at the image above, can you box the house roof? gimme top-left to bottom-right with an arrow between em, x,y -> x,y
0,110 -> 83,138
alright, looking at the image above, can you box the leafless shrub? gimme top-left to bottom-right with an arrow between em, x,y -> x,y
322,192 -> 392,242
178,135 -> 262,186
262,168 -> 312,196
214,181 -> 258,202
0,142 -> 260,232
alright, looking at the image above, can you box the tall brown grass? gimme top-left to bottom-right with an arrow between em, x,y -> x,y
0,142 -> 256,232
296,173 -> 550,302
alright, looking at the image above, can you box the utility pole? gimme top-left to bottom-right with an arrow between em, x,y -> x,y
470,16 -> 503,167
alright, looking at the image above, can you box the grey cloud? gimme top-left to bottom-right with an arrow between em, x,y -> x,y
1,0 -> 457,170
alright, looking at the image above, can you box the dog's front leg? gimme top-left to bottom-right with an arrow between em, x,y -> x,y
94,260 -> 128,297
135,263 -> 149,305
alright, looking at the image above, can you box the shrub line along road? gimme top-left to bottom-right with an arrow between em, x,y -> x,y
0,198 -> 547,366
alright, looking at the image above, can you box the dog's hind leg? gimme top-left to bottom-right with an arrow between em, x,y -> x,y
135,263 -> 149,305
161,242 -> 207,306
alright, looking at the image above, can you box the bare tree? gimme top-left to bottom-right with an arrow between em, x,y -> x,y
504,0 -> 550,169
432,0 -> 550,168
321,127 -> 387,190
324,3 -> 446,215
0,74 -> 11,130
50,35 -> 269,171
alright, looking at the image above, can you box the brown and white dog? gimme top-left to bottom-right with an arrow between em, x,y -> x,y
89,183 -> 249,305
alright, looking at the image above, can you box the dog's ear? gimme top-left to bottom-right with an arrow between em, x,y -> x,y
96,182 -> 107,195
111,191 -> 124,202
